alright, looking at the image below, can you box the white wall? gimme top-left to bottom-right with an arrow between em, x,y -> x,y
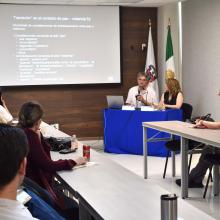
182,0 -> 220,120
157,2 -> 180,95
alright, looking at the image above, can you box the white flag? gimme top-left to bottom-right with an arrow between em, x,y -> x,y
145,22 -> 159,102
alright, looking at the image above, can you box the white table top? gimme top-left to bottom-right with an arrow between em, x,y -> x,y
52,151 -> 216,220
43,123 -> 215,220
143,121 -> 220,148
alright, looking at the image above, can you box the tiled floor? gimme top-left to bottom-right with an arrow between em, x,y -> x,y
82,140 -> 220,219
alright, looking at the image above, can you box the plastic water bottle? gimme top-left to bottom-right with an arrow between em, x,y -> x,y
71,134 -> 78,149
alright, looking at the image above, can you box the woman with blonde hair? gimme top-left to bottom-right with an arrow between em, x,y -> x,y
154,78 -> 183,109
161,78 -> 183,109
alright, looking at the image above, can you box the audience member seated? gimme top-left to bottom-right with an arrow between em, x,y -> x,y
0,119 -> 68,220
126,72 -> 158,108
176,120 -> 220,188
18,101 -> 87,220
154,78 -> 183,110
0,124 -> 36,220
0,92 -> 13,123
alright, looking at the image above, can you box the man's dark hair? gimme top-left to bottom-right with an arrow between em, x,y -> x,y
0,124 -> 29,189
18,101 -> 44,128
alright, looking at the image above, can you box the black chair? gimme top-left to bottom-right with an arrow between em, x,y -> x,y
181,103 -> 193,122
163,103 -> 205,178
23,177 -> 55,207
203,154 -> 220,198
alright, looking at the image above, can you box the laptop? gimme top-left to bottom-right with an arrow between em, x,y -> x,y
107,96 -> 124,109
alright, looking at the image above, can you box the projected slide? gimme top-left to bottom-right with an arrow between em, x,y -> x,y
0,5 -> 120,86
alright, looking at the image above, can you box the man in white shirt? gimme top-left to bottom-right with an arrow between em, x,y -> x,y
126,72 -> 158,108
0,124 -> 37,220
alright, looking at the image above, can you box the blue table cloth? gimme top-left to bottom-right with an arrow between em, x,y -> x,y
103,109 -> 182,157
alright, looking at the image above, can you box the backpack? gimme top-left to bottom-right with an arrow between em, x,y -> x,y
190,113 -> 215,124
45,136 -> 71,151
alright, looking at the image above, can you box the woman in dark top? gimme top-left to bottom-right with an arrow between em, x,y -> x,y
18,101 -> 86,189
159,78 -> 183,109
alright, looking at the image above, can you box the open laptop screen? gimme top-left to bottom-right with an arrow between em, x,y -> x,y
106,96 -> 124,109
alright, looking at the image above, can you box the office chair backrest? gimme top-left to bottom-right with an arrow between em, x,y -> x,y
181,103 -> 193,122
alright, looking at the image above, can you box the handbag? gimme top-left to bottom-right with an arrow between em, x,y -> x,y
45,137 -> 71,151
190,113 -> 215,124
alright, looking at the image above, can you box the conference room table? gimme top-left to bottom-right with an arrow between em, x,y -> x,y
41,122 -> 216,220
104,108 -> 182,157
142,121 -> 220,199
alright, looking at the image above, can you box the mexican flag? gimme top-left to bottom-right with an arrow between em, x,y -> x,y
166,23 -> 175,73
145,21 -> 159,102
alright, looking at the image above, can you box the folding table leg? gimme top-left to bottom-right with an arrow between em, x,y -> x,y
181,137 -> 188,199
213,165 -> 219,196
171,151 -> 176,177
143,127 -> 148,179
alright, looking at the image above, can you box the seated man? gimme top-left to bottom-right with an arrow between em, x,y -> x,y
126,72 -> 158,108
0,124 -> 36,219
176,120 -> 220,188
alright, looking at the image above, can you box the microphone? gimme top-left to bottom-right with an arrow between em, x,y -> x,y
135,87 -> 141,100
136,88 -> 140,100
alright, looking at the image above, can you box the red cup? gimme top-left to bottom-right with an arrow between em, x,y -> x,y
83,145 -> 90,161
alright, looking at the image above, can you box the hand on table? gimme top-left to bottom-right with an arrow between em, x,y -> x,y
157,103 -> 165,110
151,102 -> 158,109
74,157 -> 87,166
195,119 -> 202,124
194,120 -> 206,129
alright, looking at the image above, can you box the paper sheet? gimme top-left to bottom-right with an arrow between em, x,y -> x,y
73,162 -> 98,170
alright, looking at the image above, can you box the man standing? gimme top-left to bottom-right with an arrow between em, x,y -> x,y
126,72 -> 158,108
0,124 -> 37,220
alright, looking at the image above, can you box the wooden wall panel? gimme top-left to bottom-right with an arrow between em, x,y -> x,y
2,7 -> 157,138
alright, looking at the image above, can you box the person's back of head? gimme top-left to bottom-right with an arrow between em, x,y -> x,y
0,124 -> 29,196
18,101 -> 44,128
